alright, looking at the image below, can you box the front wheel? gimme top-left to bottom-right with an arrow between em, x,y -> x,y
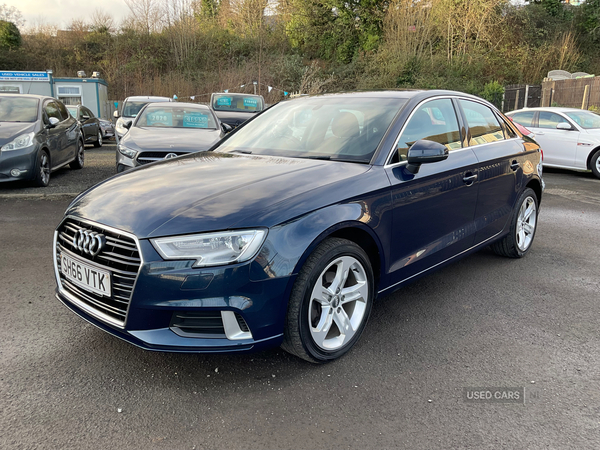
590,149 -> 600,179
492,188 -> 539,258
32,150 -> 51,187
282,238 -> 374,363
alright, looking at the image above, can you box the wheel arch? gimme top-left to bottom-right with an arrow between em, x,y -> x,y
586,146 -> 600,171
292,221 -> 385,294
525,177 -> 543,205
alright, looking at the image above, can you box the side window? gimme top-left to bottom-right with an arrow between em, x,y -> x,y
510,111 -> 535,127
392,99 -> 461,163
459,100 -> 504,146
55,101 -> 69,121
538,112 -> 567,129
45,101 -> 62,122
84,107 -> 95,118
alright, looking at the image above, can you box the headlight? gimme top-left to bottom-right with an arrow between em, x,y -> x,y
118,143 -> 138,159
151,229 -> 267,267
1,132 -> 35,151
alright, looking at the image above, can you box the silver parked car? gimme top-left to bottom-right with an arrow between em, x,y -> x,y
114,96 -> 173,141
506,107 -> 600,179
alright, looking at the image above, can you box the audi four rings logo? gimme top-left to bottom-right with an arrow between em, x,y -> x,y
164,153 -> 178,159
73,230 -> 106,256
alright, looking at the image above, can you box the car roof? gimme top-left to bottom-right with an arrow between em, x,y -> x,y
0,93 -> 53,101
507,107 -> 589,114
144,102 -> 210,110
282,89 -> 490,102
125,96 -> 172,102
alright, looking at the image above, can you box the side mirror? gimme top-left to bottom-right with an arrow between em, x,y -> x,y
113,110 -> 120,119
406,139 -> 449,174
221,123 -> 233,133
81,115 -> 90,121
556,122 -> 572,130
46,117 -> 60,128
123,121 -> 132,130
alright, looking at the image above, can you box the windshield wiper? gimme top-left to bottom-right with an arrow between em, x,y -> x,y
298,155 -> 369,163
231,149 -> 252,154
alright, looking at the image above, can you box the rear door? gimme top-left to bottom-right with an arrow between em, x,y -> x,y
385,97 -> 479,286
55,100 -> 79,162
458,99 -> 522,244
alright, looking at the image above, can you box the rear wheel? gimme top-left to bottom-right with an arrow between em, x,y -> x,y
492,188 -> 538,258
32,150 -> 51,187
282,238 -> 374,363
70,140 -> 85,169
93,131 -> 103,148
590,149 -> 600,179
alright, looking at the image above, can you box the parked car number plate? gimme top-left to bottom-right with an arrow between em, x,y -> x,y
61,253 -> 111,297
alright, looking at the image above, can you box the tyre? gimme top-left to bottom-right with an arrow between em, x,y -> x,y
32,150 -> 51,187
492,188 -> 538,258
282,238 -> 374,363
93,131 -> 103,148
70,140 -> 85,170
590,149 -> 600,180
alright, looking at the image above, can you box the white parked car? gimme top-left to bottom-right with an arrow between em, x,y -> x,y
506,107 -> 600,179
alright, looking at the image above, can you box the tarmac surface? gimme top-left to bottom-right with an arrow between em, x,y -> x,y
0,153 -> 599,449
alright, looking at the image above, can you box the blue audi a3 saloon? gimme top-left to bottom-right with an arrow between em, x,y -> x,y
53,90 -> 543,363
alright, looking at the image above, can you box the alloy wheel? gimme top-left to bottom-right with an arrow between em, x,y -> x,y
40,153 -> 50,185
308,256 -> 369,351
516,196 -> 537,252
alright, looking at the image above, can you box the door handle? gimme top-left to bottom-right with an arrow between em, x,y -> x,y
535,131 -> 545,135
463,173 -> 477,185
510,160 -> 520,171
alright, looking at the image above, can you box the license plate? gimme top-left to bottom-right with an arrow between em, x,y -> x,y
61,253 -> 111,297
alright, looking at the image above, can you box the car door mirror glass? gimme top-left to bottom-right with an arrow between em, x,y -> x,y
406,139 -> 449,174
123,121 -> 132,130
221,123 -> 233,133
556,122 -> 572,130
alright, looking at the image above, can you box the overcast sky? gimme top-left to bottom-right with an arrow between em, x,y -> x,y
4,0 -> 131,30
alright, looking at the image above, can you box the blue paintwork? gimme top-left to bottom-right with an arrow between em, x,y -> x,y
55,90 -> 543,354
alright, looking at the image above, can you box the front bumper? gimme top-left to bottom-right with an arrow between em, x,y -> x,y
0,145 -> 37,183
54,220 -> 291,353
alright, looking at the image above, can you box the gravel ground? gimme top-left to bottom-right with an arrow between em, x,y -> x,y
0,142 -> 117,199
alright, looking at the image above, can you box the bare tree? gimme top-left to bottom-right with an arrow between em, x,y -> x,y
124,0 -> 165,34
0,3 -> 24,27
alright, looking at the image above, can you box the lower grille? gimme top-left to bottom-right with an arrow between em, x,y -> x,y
170,311 -> 226,338
55,218 -> 141,327
137,151 -> 189,165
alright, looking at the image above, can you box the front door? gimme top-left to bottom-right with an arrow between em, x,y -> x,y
531,111 -> 579,167
384,98 -> 479,287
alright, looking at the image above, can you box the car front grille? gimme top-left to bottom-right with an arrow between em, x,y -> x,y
55,218 -> 141,327
136,151 -> 189,165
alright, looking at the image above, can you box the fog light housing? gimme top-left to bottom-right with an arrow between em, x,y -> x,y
10,169 -> 21,177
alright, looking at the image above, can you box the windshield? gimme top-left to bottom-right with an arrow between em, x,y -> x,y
136,105 -> 218,129
67,106 -> 77,117
216,97 -> 407,163
565,111 -> 600,129
0,97 -> 39,122
122,101 -> 153,118
212,94 -> 264,113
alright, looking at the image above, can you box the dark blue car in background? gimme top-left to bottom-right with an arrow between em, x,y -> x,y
53,90 -> 543,363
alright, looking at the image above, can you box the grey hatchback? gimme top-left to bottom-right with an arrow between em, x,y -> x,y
0,94 -> 84,187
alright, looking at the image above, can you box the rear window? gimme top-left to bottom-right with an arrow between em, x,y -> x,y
212,94 -> 264,113
509,111 -> 535,127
